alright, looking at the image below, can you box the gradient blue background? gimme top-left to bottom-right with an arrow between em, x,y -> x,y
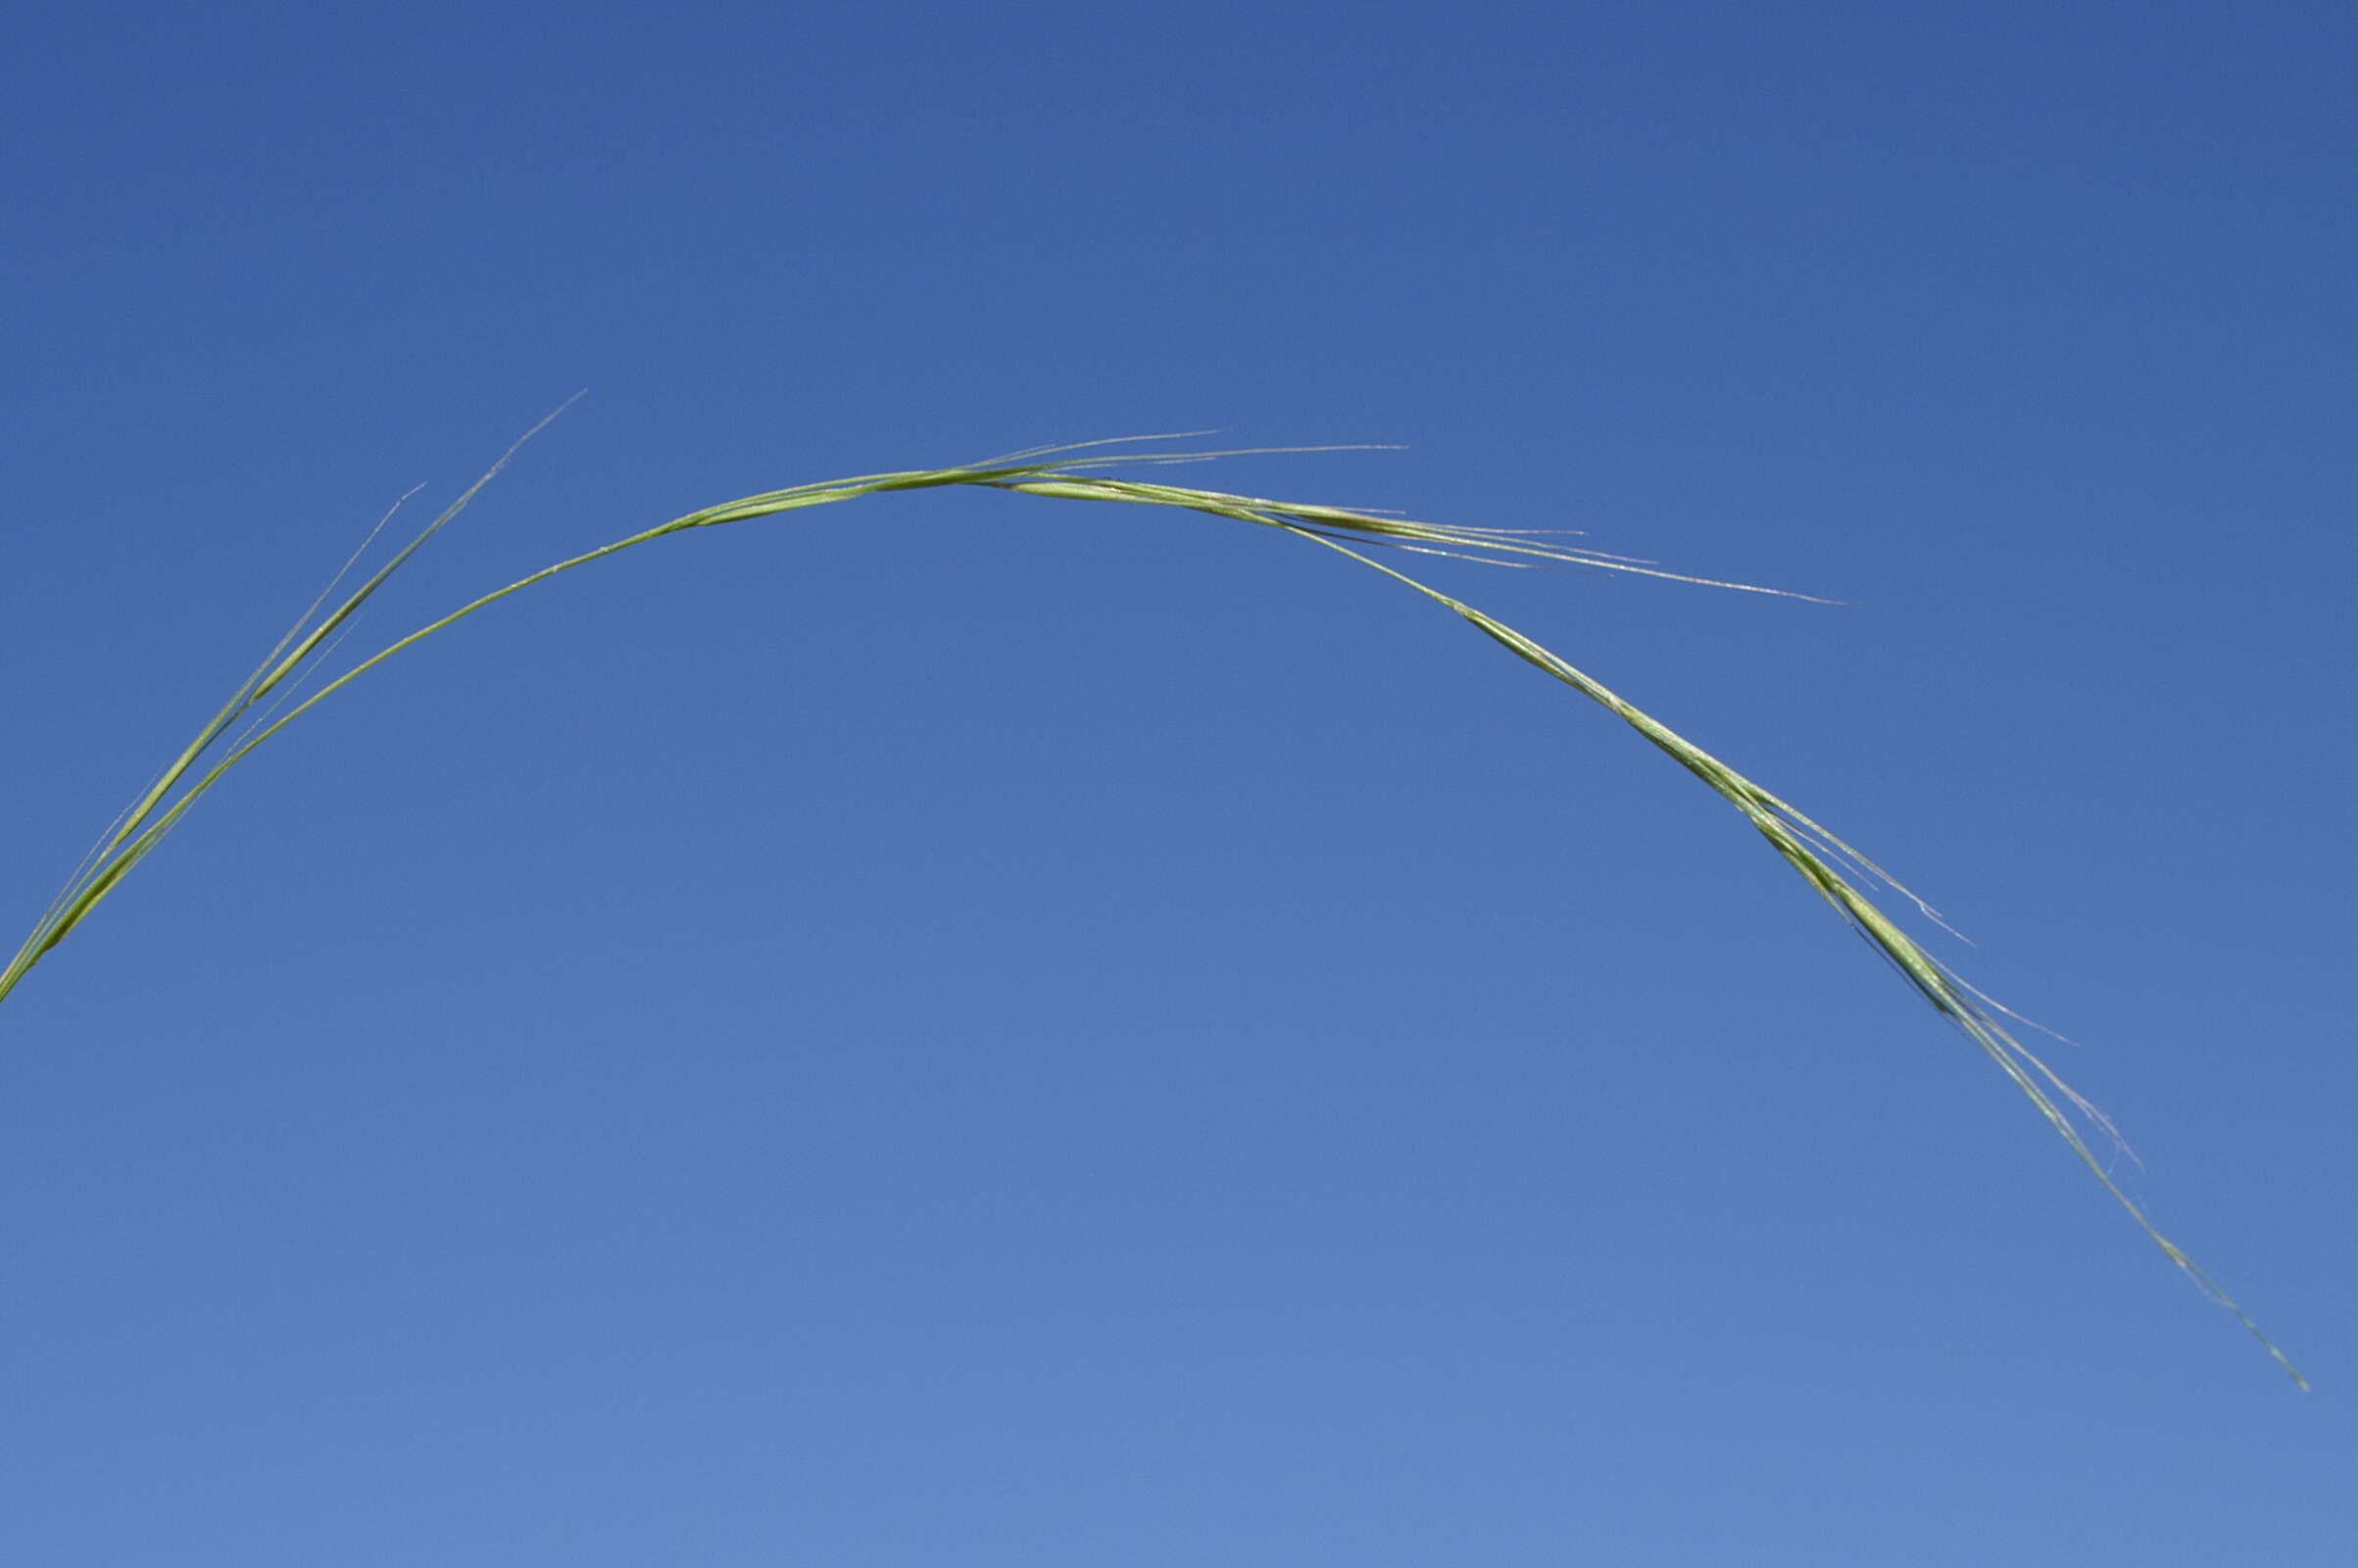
4,3 -> 2353,1562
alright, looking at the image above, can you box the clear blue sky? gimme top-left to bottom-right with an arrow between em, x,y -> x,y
4,3 -> 2352,1563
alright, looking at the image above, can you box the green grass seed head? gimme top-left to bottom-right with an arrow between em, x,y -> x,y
0,422 -> 2304,1387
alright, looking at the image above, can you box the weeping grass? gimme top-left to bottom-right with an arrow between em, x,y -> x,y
0,417 -> 2302,1386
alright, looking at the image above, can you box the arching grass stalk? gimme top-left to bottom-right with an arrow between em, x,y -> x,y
0,423 -> 2301,1386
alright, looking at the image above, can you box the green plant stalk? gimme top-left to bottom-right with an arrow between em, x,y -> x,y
1,430 -> 2302,1386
